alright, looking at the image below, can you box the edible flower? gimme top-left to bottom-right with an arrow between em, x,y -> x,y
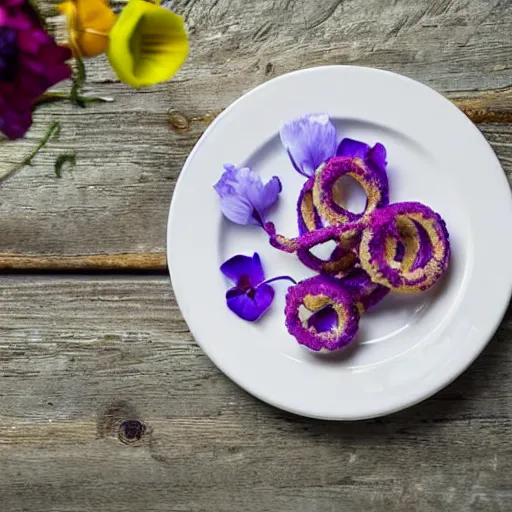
57,0 -> 117,58
337,138 -> 388,183
280,113 -> 337,177
106,0 -> 188,88
221,253 -> 296,322
0,0 -> 72,139
214,164 -> 282,226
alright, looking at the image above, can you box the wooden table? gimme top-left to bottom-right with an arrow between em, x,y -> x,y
0,1 -> 511,510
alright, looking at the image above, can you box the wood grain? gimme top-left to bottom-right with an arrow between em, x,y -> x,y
0,275 -> 510,512
0,0 -> 510,267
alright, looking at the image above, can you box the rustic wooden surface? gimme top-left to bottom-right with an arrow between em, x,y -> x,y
0,276 -> 510,512
0,0 -> 511,265
1,0 -> 512,510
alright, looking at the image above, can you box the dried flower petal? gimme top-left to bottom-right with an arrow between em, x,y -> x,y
214,165 -> 282,226
280,113 -> 337,177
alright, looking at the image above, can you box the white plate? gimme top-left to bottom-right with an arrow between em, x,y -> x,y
168,66 -> 512,420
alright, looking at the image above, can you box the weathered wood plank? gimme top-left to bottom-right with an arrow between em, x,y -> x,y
0,276 -> 511,511
0,0 -> 511,267
0,121 -> 510,269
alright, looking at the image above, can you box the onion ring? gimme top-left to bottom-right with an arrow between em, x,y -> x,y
338,268 -> 390,314
297,176 -> 324,234
285,275 -> 360,352
313,156 -> 389,225
359,202 -> 450,292
265,221 -> 362,276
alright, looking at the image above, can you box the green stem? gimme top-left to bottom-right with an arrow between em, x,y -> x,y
37,91 -> 114,106
70,55 -> 87,107
0,122 -> 61,184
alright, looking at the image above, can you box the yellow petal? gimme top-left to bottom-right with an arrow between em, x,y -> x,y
59,0 -> 116,58
106,0 -> 189,88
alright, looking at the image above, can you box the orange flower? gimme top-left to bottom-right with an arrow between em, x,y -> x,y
58,0 -> 116,57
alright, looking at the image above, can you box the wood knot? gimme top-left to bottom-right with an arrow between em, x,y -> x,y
97,401 -> 149,445
168,110 -> 190,132
118,419 -> 146,444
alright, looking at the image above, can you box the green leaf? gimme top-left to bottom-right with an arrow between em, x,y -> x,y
55,153 -> 77,178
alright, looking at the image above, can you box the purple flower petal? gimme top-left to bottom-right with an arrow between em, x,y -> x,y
367,143 -> 387,173
259,176 -> 283,210
246,175 -> 282,215
217,195 -> 255,225
337,139 -> 388,181
280,113 -> 337,177
214,165 -> 281,226
0,8 -> 72,140
226,283 -> 275,322
307,306 -> 338,333
336,138 -> 371,159
220,253 -> 265,287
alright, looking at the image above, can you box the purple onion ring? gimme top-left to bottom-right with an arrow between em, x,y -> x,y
359,202 -> 450,292
313,156 -> 389,225
338,268 -> 390,314
265,221 -> 363,275
297,176 -> 324,234
285,276 -> 360,352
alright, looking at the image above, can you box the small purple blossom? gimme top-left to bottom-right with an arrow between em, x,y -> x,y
214,164 -> 282,226
280,113 -> 337,178
221,253 -> 295,322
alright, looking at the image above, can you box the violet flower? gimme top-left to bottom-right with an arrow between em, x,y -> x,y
214,164 -> 282,226
337,138 -> 388,183
280,113 -> 337,177
0,1 -> 73,140
221,253 -> 295,322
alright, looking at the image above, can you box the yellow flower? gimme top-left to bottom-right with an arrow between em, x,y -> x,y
58,0 -> 117,58
106,0 -> 189,88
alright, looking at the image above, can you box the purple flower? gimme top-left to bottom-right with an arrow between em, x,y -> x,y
280,113 -> 337,178
221,253 -> 295,322
337,138 -> 388,183
0,1 -> 73,140
214,164 -> 282,226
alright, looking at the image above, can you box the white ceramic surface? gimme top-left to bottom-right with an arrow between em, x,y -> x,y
167,66 -> 512,420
